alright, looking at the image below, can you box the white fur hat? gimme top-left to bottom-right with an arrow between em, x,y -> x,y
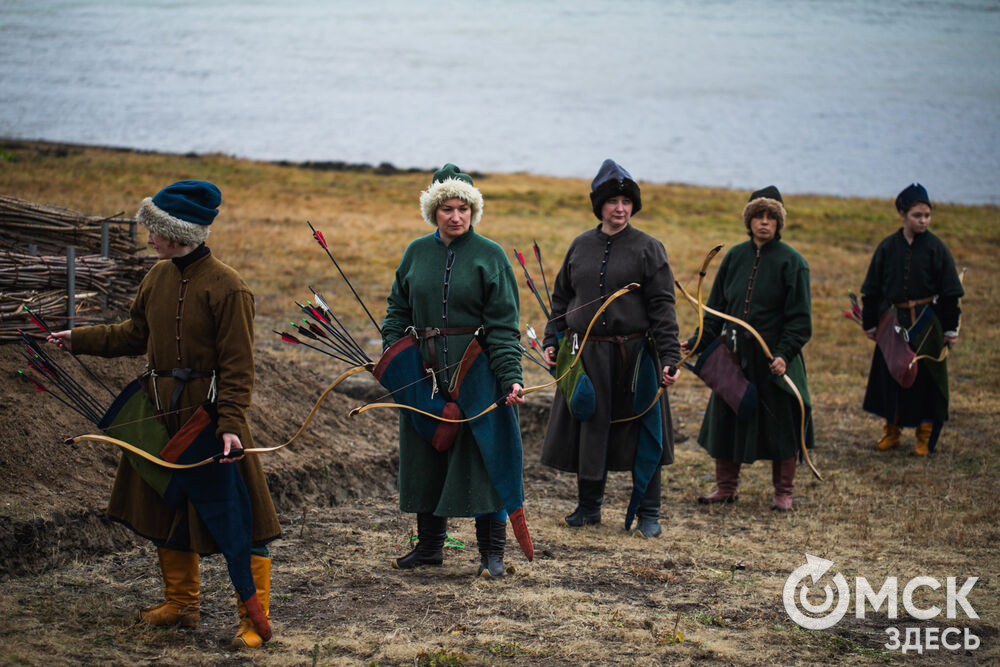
419,164 -> 484,226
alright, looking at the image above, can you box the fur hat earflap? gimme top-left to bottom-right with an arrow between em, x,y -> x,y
419,164 -> 484,226
138,180 -> 220,246
742,185 -> 786,233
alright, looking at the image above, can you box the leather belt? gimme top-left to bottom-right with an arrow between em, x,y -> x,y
576,332 -> 645,343
893,296 -> 935,323
147,367 -> 216,431
567,330 -> 646,379
408,326 -> 481,383
411,326 -> 480,339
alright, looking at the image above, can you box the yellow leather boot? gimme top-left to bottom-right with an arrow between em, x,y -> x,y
232,555 -> 272,648
876,422 -> 901,451
139,547 -> 199,627
915,422 -> 933,456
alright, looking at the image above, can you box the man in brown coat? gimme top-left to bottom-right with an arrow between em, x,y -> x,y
49,180 -> 280,648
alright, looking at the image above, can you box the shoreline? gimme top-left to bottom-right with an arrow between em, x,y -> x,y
5,136 -> 994,209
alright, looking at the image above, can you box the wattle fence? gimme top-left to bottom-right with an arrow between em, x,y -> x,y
0,195 -> 154,341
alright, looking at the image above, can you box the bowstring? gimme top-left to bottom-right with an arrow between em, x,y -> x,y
356,289 -> 627,406
44,276 -> 672,434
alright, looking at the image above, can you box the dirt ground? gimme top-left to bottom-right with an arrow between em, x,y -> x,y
1,336 -> 997,666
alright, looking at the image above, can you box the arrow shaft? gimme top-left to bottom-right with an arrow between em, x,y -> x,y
307,221 -> 382,335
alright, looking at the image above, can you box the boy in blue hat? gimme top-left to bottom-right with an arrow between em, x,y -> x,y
48,180 -> 281,648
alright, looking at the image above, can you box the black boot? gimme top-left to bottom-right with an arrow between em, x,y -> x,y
635,468 -> 662,538
394,513 -> 447,569
565,476 -> 605,526
476,517 -> 506,578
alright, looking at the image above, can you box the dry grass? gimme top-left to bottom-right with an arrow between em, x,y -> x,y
1,139 -> 998,665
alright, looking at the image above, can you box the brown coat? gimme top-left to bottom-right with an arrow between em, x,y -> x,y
73,250 -> 281,551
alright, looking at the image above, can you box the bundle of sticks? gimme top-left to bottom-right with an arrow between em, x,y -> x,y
0,289 -> 103,341
1,195 -> 154,341
0,195 -> 137,258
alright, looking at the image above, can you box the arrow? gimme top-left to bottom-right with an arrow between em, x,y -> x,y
307,221 -> 382,335
23,306 -> 115,397
512,247 -> 551,320
532,240 -> 552,310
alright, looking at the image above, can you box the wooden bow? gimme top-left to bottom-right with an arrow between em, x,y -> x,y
611,245 -> 724,425
907,266 -> 966,369
66,363 -> 374,469
348,283 -> 640,423
675,281 -> 823,481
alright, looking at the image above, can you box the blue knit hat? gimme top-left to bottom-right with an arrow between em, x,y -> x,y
895,183 -> 931,213
589,159 -> 642,220
138,180 -> 221,245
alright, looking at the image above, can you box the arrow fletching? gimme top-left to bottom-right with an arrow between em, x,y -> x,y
275,330 -> 301,345
294,323 -> 319,340
307,221 -> 329,249
309,286 -> 332,313
17,370 -> 47,392
23,306 -> 52,334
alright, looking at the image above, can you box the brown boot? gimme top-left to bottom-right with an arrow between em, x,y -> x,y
232,555 -> 272,649
771,457 -> 797,511
876,421 -> 901,451
139,547 -> 199,627
698,459 -> 741,504
915,422 -> 933,456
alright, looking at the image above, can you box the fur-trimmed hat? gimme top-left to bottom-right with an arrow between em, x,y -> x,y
895,182 -> 931,213
742,185 -> 786,234
138,180 -> 220,246
419,163 -> 484,226
589,159 -> 642,220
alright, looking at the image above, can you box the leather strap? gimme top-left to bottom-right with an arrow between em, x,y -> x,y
893,296 -> 935,323
409,326 -> 481,384
567,329 -> 646,384
147,368 -> 215,431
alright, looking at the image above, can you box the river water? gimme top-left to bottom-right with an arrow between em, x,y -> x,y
1,0 -> 998,204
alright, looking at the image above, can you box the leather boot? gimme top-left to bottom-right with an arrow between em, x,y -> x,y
915,422 -> 933,456
232,555 -> 273,648
476,517 -> 506,578
698,459 -> 741,504
139,547 -> 199,627
876,421 -> 901,451
565,476 -> 605,526
393,513 -> 447,569
771,457 -> 797,511
635,468 -> 662,538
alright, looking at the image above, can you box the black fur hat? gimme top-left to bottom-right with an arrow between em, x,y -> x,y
589,159 -> 642,220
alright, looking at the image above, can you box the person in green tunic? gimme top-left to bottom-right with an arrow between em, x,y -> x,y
381,164 -> 525,578
682,186 -> 814,511
48,181 -> 281,648
861,183 -> 964,455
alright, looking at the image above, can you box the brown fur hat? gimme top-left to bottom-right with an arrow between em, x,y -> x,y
742,185 -> 786,233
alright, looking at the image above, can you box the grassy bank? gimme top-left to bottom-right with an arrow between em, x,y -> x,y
1,139 -> 998,665
3,139 -> 998,398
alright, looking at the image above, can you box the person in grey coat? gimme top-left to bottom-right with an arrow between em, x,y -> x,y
540,159 -> 681,537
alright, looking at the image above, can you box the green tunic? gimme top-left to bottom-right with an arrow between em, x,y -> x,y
72,248 -> 281,551
692,239 -> 814,463
382,228 -> 523,517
